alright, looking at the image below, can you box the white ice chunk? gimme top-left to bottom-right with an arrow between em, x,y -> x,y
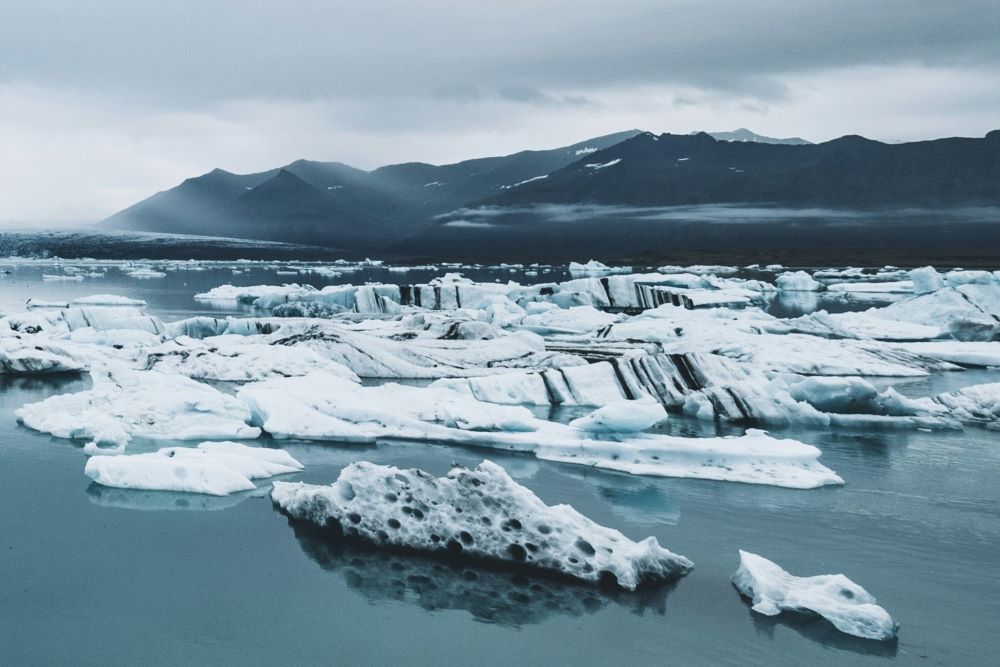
71,294 -> 148,307
124,267 -> 166,278
239,373 -> 843,488
732,550 -> 898,641
569,398 -> 666,433
827,281 -> 913,294
143,339 -> 361,382
85,442 -> 302,496
271,459 -> 693,589
17,366 -> 260,447
776,271 -> 823,292
0,338 -> 88,374
917,382 -> 1000,426
891,341 -> 1000,367
568,260 -> 630,277
908,266 -> 944,294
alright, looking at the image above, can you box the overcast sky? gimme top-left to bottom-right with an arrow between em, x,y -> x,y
2,0 -> 998,222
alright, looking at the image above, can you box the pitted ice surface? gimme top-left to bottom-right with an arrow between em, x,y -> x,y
272,460 -> 693,590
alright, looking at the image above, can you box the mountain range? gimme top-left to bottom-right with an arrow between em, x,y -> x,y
105,129 -> 1000,262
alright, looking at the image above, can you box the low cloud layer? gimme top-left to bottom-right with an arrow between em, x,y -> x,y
1,1 -> 997,222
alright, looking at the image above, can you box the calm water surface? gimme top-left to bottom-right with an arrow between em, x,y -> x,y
1,263 -> 998,665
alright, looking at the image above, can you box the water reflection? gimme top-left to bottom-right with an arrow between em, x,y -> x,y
741,594 -> 899,658
285,517 -> 677,627
769,291 -> 819,318
86,482 -> 269,511
555,467 -> 681,526
0,373 -> 88,394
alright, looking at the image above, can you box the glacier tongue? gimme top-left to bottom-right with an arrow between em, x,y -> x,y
271,459 -> 693,590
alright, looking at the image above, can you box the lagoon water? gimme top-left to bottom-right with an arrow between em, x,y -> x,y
1,262 -> 998,665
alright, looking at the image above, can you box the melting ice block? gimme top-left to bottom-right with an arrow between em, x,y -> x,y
272,460 -> 693,590
239,373 -> 844,489
915,382 -> 1000,427
85,442 -> 302,496
0,338 -> 88,374
568,398 -> 667,432
732,550 -> 897,640
776,271 -> 823,292
17,366 -> 260,449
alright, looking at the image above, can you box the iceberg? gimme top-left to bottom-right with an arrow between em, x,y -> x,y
124,267 -> 166,278
70,294 -> 148,307
142,338 -> 361,382
0,338 -> 88,375
908,266 -> 944,295
17,366 -> 260,450
777,271 -> 823,292
878,283 -> 1000,340
567,260 -> 630,277
568,398 -> 667,433
913,382 -> 1000,427
263,321 -> 582,379
891,341 -> 1000,367
827,281 -> 913,294
238,372 -> 844,488
732,550 -> 897,641
271,460 -> 693,590
86,442 -> 302,495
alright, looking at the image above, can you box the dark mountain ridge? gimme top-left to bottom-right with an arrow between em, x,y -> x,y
106,130 -> 642,247
105,129 -> 1000,262
487,130 -> 1000,209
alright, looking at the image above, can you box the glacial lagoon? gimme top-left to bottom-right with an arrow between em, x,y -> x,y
1,260 -> 999,665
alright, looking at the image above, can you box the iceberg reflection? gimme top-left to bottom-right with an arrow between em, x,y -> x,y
86,482 -> 268,512
742,594 -> 899,658
285,516 -> 677,627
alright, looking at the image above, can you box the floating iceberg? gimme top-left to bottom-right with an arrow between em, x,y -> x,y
0,338 -> 88,374
913,382 -> 1000,427
732,550 -> 898,641
878,283 -> 1000,340
908,266 -> 945,294
17,366 -> 260,450
777,271 -> 823,292
827,281 -> 913,294
272,460 -> 693,589
142,338 -> 361,382
568,260 -> 630,277
568,398 -> 667,433
239,372 -> 844,488
263,321 -> 581,379
124,267 -> 166,278
86,442 -> 302,495
71,294 -> 148,307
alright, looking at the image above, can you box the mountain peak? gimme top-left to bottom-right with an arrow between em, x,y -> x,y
699,129 -> 812,145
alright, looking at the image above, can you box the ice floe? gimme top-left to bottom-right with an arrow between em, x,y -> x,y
732,550 -> 898,641
239,372 -> 844,488
141,337 -> 361,382
568,260 -> 630,277
0,337 -> 88,375
777,271 -> 823,292
908,382 -> 1000,427
86,442 -> 302,495
271,459 -> 693,589
17,366 -> 260,451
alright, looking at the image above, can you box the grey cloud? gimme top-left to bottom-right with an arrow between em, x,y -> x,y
2,0 -> 997,108
2,1 -> 998,221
